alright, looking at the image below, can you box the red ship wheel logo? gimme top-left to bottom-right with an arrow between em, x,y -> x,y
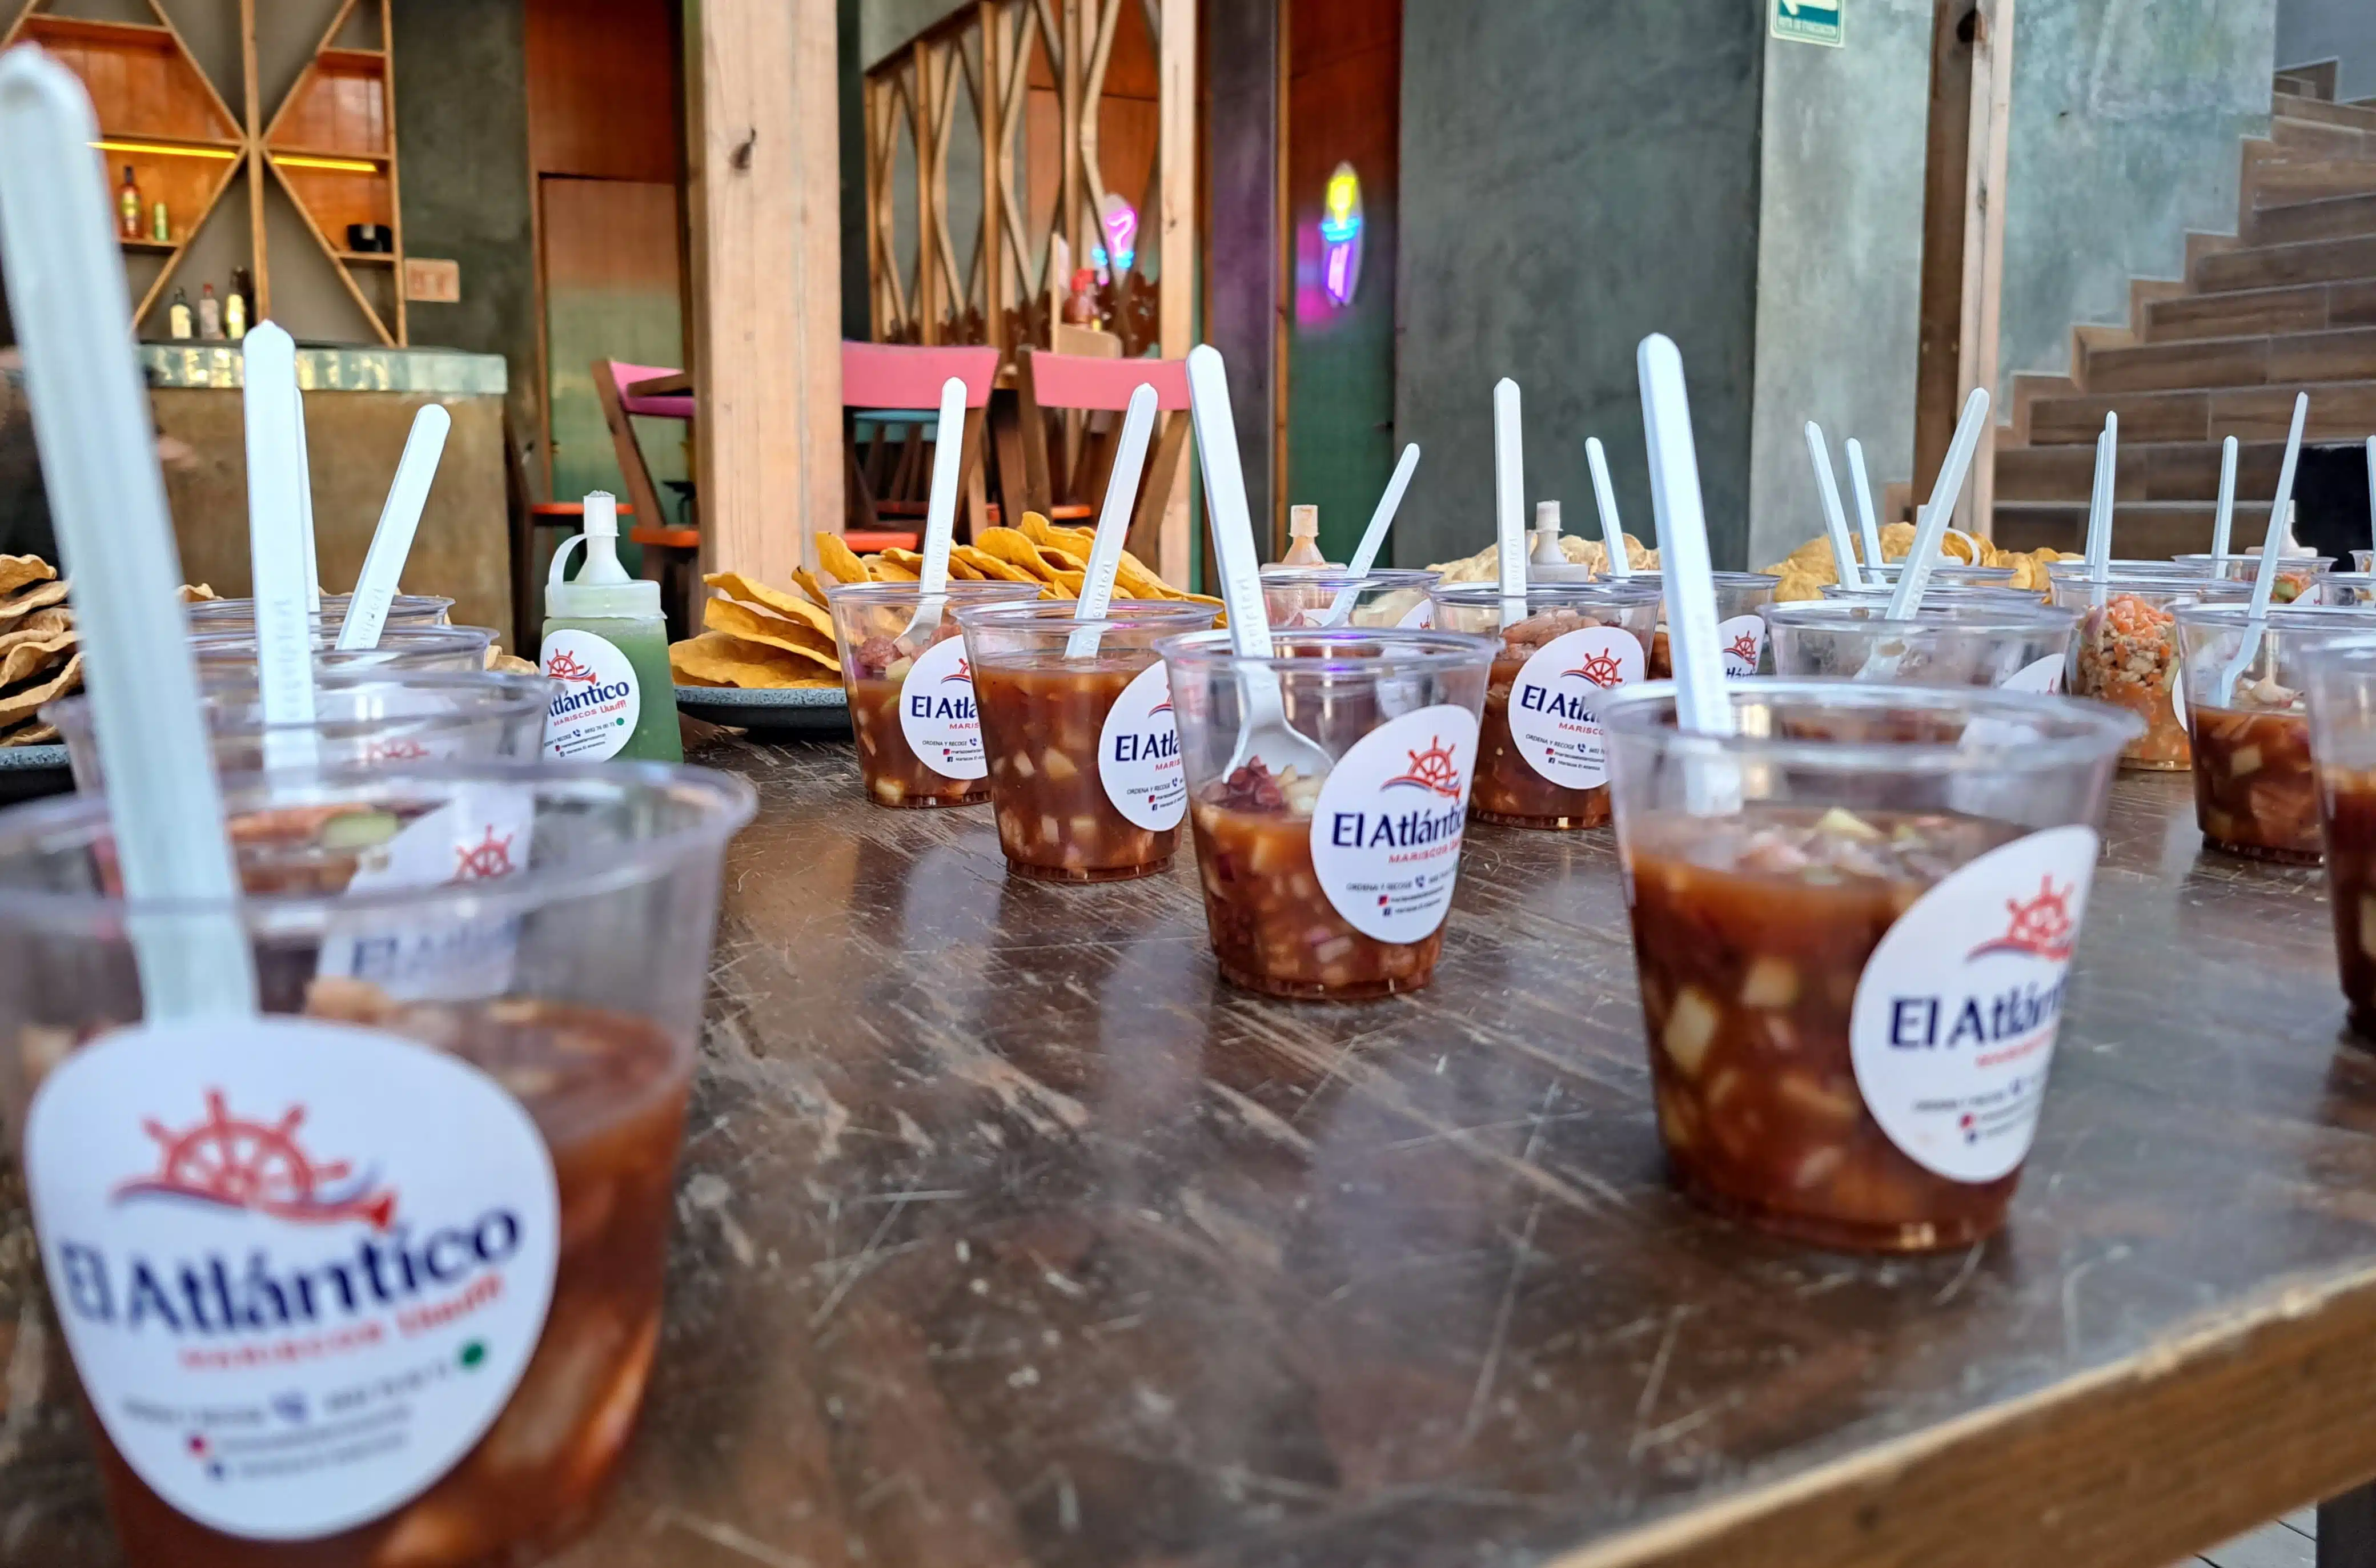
544,649 -> 599,684
1386,735 -> 1464,798
1563,648 -> 1627,688
1969,875 -> 2077,962
1728,629 -> 1761,665
453,825 -> 515,881
114,1091 -> 396,1229
364,737 -> 430,763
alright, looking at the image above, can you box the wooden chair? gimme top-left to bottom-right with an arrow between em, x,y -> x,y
591,359 -> 701,635
1014,348 -> 1193,565
842,341 -> 1001,541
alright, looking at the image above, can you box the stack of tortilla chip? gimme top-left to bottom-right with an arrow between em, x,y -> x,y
1759,522 -> 2073,601
1429,533 -> 1660,584
0,562 -> 223,747
667,511 -> 1221,692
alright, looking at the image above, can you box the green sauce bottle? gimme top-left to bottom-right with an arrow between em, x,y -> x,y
539,491 -> 681,763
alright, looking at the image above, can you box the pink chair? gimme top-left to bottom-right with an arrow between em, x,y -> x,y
1016,348 -> 1192,561
842,343 -> 1002,539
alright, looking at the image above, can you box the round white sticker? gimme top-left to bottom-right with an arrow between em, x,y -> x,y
24,1018 -> 560,1540
2000,654 -> 2064,694
1396,599 -> 1434,630
1308,704 -> 1479,942
318,785 -> 537,1002
537,630 -> 639,761
897,636 -> 988,779
1848,825 -> 2099,1183
1717,613 -> 1765,677
1506,626 -> 1645,790
1097,662 -> 1186,830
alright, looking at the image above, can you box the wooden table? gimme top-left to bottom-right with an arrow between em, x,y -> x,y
7,743 -> 2376,1566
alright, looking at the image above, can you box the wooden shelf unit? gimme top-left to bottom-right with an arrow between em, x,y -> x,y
1,0 -> 408,345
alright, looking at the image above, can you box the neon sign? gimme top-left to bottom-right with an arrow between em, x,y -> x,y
1320,163 -> 1363,307
1091,193 -> 1138,278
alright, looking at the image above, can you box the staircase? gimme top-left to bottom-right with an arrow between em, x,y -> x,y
1993,76 -> 2376,557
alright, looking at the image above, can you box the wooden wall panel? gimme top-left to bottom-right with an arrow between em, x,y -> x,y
525,0 -> 679,184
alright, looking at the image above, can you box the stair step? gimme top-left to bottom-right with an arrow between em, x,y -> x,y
2274,115 -> 2376,160
2249,191 -> 2376,247
2025,380 -> 2376,447
1996,440 -> 2297,503
2195,234 -> 2376,294
2251,158 -> 2376,208
1992,502 -> 2272,559
2270,95 -> 2376,134
2276,62 -> 2339,102
2083,325 -> 2376,394
2145,279 -> 2376,342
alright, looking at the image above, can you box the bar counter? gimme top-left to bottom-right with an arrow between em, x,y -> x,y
6,743 -> 2376,1567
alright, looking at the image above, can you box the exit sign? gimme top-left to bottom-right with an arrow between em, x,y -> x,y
1772,0 -> 1843,46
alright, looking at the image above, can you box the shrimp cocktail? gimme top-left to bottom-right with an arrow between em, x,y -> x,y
1430,581 -> 1661,829
1767,601 -> 2079,693
0,763 -> 752,1567
2049,568 -> 2246,771
825,580 -> 1041,807
2178,606 -> 2376,862
1615,570 -> 1776,680
1158,628 -> 1494,998
1602,682 -> 2137,1251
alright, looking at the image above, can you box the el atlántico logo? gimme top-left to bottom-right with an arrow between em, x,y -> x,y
113,1091 -> 398,1231
1384,735 -> 1463,798
364,737 -> 430,763
453,825 -> 515,881
1562,647 -> 1628,687
942,656 -> 973,685
1968,876 -> 2077,963
1728,629 -> 1760,664
544,649 -> 599,685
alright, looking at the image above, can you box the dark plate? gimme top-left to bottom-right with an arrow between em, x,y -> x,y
673,684 -> 850,736
0,743 -> 71,803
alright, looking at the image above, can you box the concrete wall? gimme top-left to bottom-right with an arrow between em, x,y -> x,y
1395,0 -> 1765,570
2278,0 -> 2376,104
861,0 -> 964,67
1998,0 -> 2276,400
390,0 -> 541,475
1747,0 -> 1934,568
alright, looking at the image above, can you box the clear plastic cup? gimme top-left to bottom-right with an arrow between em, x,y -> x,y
1606,570 -> 1777,678
2176,604 -> 2376,862
957,599 -> 1217,881
1258,567 -> 1440,630
1855,562 -> 2019,590
2355,549 -> 2373,574
1819,581 -> 2047,607
1429,581 -> 1663,829
1767,601 -> 2080,691
1601,680 -> 2138,1252
183,593 -> 457,632
2049,573 -> 2246,770
824,580 -> 1042,807
2315,572 -> 2376,607
1157,627 -> 1494,998
191,625 -> 499,677
2170,553 -> 2333,603
2305,637 -> 2376,1038
0,761 -> 753,1566
45,671 -> 555,793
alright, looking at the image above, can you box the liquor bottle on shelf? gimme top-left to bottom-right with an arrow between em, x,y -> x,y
224,284 -> 246,341
168,289 -> 193,341
198,283 -> 222,340
117,165 -> 140,240
151,200 -> 168,244
231,266 -> 255,333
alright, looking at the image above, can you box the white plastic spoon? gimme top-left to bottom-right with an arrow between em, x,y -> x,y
900,375 -> 970,638
1322,441 -> 1420,625
2214,393 -> 2310,706
1885,388 -> 1993,620
2085,413 -> 2118,609
1065,383 -> 1159,658
1493,377 -> 1526,627
1804,422 -> 1863,590
1585,435 -> 1631,578
0,47 -> 253,1015
1845,437 -> 1886,582
1186,345 -> 1330,778
1637,334 -> 1736,813
241,323 -> 318,771
2211,435 -> 2239,562
339,404 -> 450,651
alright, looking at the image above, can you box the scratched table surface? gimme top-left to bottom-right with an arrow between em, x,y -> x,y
10,741 -> 2376,1567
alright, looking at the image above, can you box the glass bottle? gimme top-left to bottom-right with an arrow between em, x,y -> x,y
197,283 -> 222,340
1282,504 -> 1328,566
167,289 -> 192,341
117,165 -> 140,240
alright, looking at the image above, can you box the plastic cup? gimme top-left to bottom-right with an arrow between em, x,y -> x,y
2304,637 -> 2376,1038
2049,572 -> 2246,770
2170,553 -> 2332,603
1429,581 -> 1663,829
1855,562 -> 2020,589
191,624 -> 498,677
957,599 -> 1217,881
1601,680 -> 2138,1251
45,670 -> 555,793
2354,549 -> 2373,574
184,593 -> 457,632
1767,601 -> 2080,691
1819,581 -> 2046,606
824,580 -> 1042,807
2176,604 -> 2376,862
0,761 -> 753,1565
1606,570 -> 1776,678
1258,566 -> 1440,630
1157,627 -> 1494,999
2315,572 -> 2376,607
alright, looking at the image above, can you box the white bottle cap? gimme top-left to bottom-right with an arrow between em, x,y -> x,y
547,490 -> 661,620
1289,504 -> 1319,538
1531,500 -> 1564,564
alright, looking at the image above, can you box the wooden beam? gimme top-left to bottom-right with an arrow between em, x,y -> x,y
1912,0 -> 1974,503
1155,0 -> 1194,585
687,0 -> 844,581
1956,0 -> 2015,537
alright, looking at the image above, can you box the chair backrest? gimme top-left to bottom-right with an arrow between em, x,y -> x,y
1021,350 -> 1191,413
603,360 -> 695,420
841,342 -> 1001,410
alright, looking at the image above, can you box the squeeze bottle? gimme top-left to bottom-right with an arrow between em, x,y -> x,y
539,491 -> 681,762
